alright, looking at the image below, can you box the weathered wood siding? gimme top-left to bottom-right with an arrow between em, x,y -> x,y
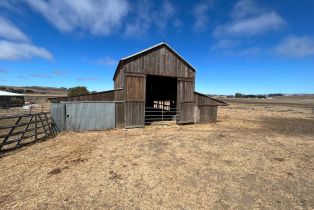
124,74 -> 146,127
112,43 -> 200,127
177,79 -> 195,123
49,91 -> 115,103
114,67 -> 126,128
194,92 -> 218,123
125,101 -> 144,127
122,46 -> 194,78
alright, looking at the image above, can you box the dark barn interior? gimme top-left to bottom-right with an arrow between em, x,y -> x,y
145,75 -> 177,123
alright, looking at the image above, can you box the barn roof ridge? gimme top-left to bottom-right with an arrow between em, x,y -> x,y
113,42 -> 197,80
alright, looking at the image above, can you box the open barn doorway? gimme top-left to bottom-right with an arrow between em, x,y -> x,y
145,75 -> 178,124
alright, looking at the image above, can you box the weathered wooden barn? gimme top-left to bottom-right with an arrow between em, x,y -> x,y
0,91 -> 25,107
50,42 -> 226,130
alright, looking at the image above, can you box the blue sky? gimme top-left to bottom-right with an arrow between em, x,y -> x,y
0,0 -> 314,95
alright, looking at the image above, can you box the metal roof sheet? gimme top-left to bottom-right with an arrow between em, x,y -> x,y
0,90 -> 24,96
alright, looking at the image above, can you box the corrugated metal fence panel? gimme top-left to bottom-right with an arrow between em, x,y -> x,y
65,102 -> 115,131
51,103 -> 65,131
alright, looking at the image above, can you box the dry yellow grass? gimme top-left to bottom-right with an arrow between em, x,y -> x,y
0,105 -> 313,209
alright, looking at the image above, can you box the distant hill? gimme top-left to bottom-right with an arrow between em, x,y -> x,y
0,85 -> 68,95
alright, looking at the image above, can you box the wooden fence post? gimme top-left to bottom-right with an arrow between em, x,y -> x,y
34,115 -> 37,141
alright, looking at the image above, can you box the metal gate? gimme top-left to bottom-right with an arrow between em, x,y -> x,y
144,107 -> 179,124
51,102 -> 115,131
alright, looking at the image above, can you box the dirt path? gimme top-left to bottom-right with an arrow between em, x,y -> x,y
0,106 -> 313,209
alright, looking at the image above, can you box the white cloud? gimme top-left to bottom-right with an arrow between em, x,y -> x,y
124,0 -> 177,37
0,68 -> 7,73
155,0 -> 175,30
231,0 -> 261,19
274,36 -> 314,58
224,47 -> 260,56
214,12 -> 285,37
98,57 -> 117,66
78,77 -> 100,81
124,0 -> 152,37
193,1 -> 213,32
30,73 -> 52,78
212,39 -> 240,50
53,70 -> 68,76
213,0 -> 285,38
0,17 -> 29,42
0,40 -> 53,60
26,0 -> 130,36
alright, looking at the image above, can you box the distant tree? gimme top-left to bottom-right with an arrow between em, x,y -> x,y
68,86 -> 89,97
235,93 -> 243,98
25,89 -> 34,93
268,93 -> 283,97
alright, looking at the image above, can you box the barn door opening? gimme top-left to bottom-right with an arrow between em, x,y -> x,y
145,75 -> 178,124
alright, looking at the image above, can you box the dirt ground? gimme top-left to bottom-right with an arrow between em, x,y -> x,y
0,105 -> 313,209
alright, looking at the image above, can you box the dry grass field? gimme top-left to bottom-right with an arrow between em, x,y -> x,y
0,104 -> 313,209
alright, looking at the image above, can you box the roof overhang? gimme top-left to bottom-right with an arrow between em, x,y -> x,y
195,91 -> 228,106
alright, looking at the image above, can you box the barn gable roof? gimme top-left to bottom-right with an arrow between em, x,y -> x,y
113,42 -> 196,80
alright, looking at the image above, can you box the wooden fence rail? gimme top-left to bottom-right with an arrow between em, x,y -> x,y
0,112 -> 58,152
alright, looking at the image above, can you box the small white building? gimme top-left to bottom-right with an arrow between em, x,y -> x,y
0,91 -> 25,107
